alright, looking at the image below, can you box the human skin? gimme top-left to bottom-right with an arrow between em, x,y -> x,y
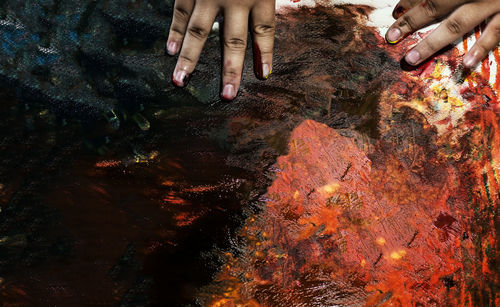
167,0 -> 275,101
386,0 -> 500,68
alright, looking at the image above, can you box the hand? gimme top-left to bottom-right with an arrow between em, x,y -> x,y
386,0 -> 500,68
167,0 -> 275,100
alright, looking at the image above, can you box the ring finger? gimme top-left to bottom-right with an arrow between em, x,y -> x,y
221,7 -> 250,100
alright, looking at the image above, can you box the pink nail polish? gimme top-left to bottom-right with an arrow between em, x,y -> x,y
387,28 -> 402,44
406,49 -> 421,65
463,50 -> 479,68
172,69 -> 187,87
167,41 -> 178,55
262,64 -> 272,79
222,84 -> 236,100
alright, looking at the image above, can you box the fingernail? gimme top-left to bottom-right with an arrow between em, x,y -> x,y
405,49 -> 421,65
387,28 -> 402,44
221,84 -> 236,100
166,41 -> 178,55
172,69 -> 188,87
463,50 -> 480,68
262,64 -> 272,79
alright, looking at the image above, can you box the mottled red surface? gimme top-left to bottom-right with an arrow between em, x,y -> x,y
202,16 -> 499,307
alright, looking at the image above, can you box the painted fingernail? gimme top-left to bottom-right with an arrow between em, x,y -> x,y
463,50 -> 480,68
262,64 -> 272,79
221,84 -> 236,100
387,28 -> 402,44
405,49 -> 421,65
166,41 -> 178,55
172,69 -> 188,87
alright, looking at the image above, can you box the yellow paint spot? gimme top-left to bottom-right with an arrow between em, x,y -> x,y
390,249 -> 406,260
376,237 -> 386,246
293,190 -> 300,200
361,259 -> 366,267
430,61 -> 445,79
319,182 -> 340,196
448,96 -> 463,107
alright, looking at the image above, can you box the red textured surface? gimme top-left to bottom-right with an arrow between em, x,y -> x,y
203,20 -> 499,307
206,110 -> 498,305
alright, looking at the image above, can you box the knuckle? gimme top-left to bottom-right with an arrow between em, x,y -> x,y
422,0 -> 439,18
253,23 -> 276,36
491,24 -> 500,39
475,42 -> 489,55
421,38 -> 438,53
224,37 -> 247,51
445,17 -> 464,35
399,14 -> 417,31
187,26 -> 209,40
223,69 -> 240,79
178,54 -> 195,65
259,50 -> 274,57
173,7 -> 190,23
171,26 -> 185,36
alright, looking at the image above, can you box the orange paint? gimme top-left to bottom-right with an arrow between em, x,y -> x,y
95,160 -> 121,168
174,212 -> 200,227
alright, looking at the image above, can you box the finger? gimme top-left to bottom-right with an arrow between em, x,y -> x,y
464,13 -> 500,68
251,0 -> 276,80
221,8 -> 250,100
386,0 -> 466,44
167,0 -> 195,55
393,0 -> 419,19
172,3 -> 219,87
404,3 -> 494,66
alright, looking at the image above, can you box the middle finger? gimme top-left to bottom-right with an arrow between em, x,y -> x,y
221,6 -> 250,100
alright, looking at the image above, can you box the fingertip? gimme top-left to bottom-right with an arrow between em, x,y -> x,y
386,27 -> 402,44
172,68 -> 189,87
262,64 -> 272,80
221,84 -> 237,101
463,48 -> 483,69
166,41 -> 179,56
405,48 -> 422,66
